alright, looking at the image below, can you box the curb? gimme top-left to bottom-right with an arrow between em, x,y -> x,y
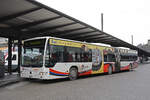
0,79 -> 21,87
0,76 -> 23,87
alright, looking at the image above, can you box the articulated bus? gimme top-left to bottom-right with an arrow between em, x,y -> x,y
20,37 -> 138,80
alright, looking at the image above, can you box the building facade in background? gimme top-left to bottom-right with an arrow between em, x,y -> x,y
0,37 -> 8,51
137,40 -> 150,53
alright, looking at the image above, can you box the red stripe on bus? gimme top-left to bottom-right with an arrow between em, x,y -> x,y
79,70 -> 92,76
103,64 -> 109,72
50,68 -> 69,75
120,65 -> 130,71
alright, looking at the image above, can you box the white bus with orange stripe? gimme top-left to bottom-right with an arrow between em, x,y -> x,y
20,37 -> 138,80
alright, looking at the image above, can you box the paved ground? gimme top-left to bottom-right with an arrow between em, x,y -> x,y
0,73 -> 21,87
0,64 -> 150,100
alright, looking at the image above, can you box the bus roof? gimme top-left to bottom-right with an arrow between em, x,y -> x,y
23,36 -> 113,48
24,36 -> 137,53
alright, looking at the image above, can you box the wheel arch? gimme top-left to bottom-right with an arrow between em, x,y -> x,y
69,66 -> 78,80
70,66 -> 78,72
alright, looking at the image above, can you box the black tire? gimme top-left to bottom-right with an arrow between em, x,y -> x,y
69,67 -> 78,81
108,66 -> 112,75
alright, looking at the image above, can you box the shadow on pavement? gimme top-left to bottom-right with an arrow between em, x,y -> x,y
24,70 -> 134,85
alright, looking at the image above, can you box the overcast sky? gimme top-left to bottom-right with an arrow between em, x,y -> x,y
37,0 -> 150,46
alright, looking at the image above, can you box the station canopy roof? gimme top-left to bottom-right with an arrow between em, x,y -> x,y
0,0 -> 150,56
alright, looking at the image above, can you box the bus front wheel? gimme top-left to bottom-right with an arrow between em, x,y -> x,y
69,67 -> 78,80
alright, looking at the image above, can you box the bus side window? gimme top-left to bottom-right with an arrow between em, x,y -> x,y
111,55 -> 116,62
52,46 -> 64,62
104,55 -> 107,62
45,45 -> 65,67
105,54 -> 116,62
67,52 -> 73,62
88,49 -> 92,62
65,46 -> 83,62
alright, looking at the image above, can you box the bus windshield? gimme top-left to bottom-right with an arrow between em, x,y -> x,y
22,39 -> 46,67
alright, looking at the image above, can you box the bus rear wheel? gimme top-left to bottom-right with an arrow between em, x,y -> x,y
108,66 -> 112,75
69,67 -> 78,80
